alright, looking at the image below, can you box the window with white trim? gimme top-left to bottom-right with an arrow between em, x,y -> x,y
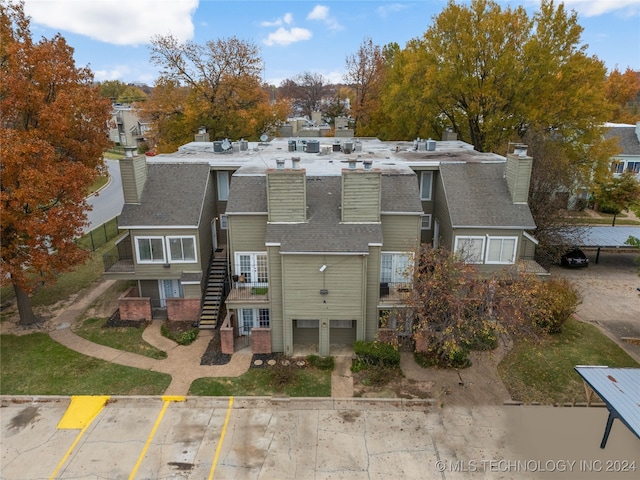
220,214 -> 228,229
239,308 -> 270,335
420,171 -> 433,201
235,252 -> 268,285
421,214 -> 432,230
381,252 -> 413,284
217,171 -> 229,201
486,237 -> 518,264
166,236 -> 197,263
135,237 -> 165,263
454,236 -> 485,264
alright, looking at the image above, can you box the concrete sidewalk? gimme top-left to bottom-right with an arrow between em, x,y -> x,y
46,279 -> 354,397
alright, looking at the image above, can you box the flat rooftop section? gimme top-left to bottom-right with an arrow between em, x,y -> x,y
148,136 -> 506,173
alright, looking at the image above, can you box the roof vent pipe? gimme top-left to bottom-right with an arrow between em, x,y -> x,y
291,156 -> 301,169
348,158 -> 357,170
363,159 -> 373,170
513,144 -> 528,157
124,146 -> 137,158
276,157 -> 285,170
198,126 -> 206,134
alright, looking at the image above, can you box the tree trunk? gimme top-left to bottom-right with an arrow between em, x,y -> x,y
14,282 -> 38,326
612,213 -> 617,227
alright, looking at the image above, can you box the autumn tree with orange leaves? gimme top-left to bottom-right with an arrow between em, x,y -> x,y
0,1 -> 111,325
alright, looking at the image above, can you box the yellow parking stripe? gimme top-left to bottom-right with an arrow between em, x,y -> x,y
50,396 -> 110,479
128,396 -> 185,480
208,396 -> 234,480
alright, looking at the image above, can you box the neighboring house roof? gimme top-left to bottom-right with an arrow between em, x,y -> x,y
119,163 -> 210,228
604,126 -> 640,156
439,162 -> 536,229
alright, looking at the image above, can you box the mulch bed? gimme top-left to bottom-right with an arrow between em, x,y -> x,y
103,309 -> 148,329
200,330 -> 232,366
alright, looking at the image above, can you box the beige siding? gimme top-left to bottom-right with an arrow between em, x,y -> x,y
341,170 -> 381,222
197,171 -> 216,280
120,156 -> 148,204
182,283 -> 201,298
505,154 -> 532,204
381,215 -> 421,251
267,170 -> 306,222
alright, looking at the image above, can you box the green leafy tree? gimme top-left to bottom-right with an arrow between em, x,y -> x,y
0,1 -> 111,325
595,172 -> 640,226
605,67 -> 640,124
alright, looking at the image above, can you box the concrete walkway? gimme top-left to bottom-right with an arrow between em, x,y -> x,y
46,279 -> 354,397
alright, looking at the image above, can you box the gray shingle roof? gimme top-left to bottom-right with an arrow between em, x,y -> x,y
439,162 -> 535,228
266,176 -> 383,253
119,163 -> 210,227
381,174 -> 423,212
605,126 -> 640,156
226,175 -> 267,213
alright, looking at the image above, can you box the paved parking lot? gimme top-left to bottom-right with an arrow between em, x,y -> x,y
2,396 -> 639,479
551,251 -> 640,362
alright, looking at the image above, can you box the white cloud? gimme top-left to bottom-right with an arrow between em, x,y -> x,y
23,0 -> 198,46
261,12 -> 294,27
375,3 -> 409,18
93,65 -> 131,82
307,4 -> 343,31
263,27 -> 312,47
554,0 -> 639,17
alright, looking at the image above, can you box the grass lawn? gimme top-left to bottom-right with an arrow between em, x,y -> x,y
0,333 -> 171,395
73,316 -> 167,359
189,366 -> 332,397
498,318 -> 639,404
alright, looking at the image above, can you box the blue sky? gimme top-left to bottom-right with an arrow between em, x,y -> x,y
22,0 -> 640,86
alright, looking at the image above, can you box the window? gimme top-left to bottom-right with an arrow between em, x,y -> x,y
239,308 -> 270,335
381,253 -> 413,283
136,237 -> 165,263
486,237 -> 518,264
235,252 -> 268,285
420,171 -> 433,201
454,236 -> 485,264
217,171 -> 229,201
421,214 -> 432,230
612,162 -> 624,174
627,162 -> 640,174
167,236 -> 197,263
220,214 -> 228,229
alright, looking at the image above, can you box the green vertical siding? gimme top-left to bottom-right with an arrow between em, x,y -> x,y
381,215 -> 421,251
227,215 -> 268,254
341,170 -> 381,222
267,171 -> 306,222
433,174 -> 453,250
197,171 -> 216,285
365,246 -> 381,341
505,154 -> 532,204
267,245 -> 284,352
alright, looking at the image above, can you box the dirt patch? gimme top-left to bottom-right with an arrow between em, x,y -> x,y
353,337 -> 513,406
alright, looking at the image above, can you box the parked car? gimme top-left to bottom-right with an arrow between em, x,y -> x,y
560,248 -> 589,268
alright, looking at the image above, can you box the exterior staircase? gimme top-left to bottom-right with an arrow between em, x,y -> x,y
198,246 -> 228,329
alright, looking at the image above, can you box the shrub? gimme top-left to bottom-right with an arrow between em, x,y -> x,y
306,355 -> 335,370
353,341 -> 400,368
161,323 -> 199,345
269,360 -> 298,391
462,325 -> 498,351
531,278 -> 581,334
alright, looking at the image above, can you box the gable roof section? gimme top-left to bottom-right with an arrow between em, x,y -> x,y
119,163 -> 210,228
605,126 -> 640,156
226,175 -> 267,213
266,176 -> 383,253
439,162 -> 535,229
381,173 -> 423,213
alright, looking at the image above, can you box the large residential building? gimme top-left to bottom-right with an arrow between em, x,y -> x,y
606,122 -> 640,179
104,136 -> 545,355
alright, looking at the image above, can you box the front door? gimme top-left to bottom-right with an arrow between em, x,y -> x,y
158,279 -> 182,308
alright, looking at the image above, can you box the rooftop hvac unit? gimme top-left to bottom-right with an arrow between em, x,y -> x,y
343,141 -> 353,154
306,139 -> 320,153
213,141 -> 223,153
426,138 -> 436,151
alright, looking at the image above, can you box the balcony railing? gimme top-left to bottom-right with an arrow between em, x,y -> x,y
226,282 -> 269,302
379,282 -> 412,302
103,246 -> 135,273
